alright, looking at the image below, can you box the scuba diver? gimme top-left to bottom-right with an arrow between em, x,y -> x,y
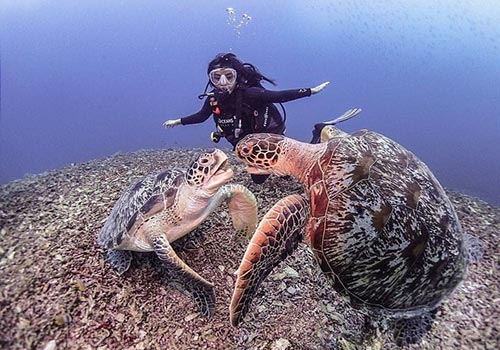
163,52 -> 329,183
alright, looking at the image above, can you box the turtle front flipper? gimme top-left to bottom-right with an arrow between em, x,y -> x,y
230,194 -> 309,326
152,234 -> 215,317
222,184 -> 258,238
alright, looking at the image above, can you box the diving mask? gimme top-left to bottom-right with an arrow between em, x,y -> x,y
209,68 -> 237,90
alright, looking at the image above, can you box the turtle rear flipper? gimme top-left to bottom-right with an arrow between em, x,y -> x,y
107,249 -> 133,274
230,194 -> 309,326
152,235 -> 215,317
391,311 -> 435,346
464,232 -> 483,264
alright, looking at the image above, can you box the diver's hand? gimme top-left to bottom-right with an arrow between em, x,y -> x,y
311,81 -> 330,95
163,119 -> 182,128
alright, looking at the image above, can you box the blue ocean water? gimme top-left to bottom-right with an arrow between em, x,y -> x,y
1,0 -> 499,205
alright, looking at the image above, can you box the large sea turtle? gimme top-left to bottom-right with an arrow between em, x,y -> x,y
98,149 -> 258,317
230,130 -> 471,345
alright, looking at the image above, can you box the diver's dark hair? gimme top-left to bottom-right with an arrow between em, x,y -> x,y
207,53 -> 276,88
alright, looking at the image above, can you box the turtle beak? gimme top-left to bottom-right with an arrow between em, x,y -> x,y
215,159 -> 229,174
207,167 -> 233,190
206,157 -> 233,190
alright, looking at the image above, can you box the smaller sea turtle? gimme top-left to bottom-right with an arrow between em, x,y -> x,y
98,149 -> 257,317
230,131 -> 472,345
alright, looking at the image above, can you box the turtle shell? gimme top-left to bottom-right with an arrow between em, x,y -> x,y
98,168 -> 184,250
305,129 -> 467,314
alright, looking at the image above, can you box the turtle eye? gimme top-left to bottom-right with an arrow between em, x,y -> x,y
240,146 -> 251,156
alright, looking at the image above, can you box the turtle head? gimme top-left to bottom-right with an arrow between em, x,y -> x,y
320,125 -> 349,142
235,133 -> 288,175
186,149 -> 233,190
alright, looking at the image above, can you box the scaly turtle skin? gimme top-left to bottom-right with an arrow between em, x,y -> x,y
98,149 -> 258,317
230,131 -> 468,345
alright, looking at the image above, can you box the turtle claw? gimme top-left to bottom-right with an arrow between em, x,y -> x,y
106,249 -> 132,274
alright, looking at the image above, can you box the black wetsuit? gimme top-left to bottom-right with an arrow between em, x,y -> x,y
180,86 -> 312,148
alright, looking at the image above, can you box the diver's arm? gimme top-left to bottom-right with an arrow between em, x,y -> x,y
244,86 -> 310,103
179,98 -> 213,125
244,82 -> 329,104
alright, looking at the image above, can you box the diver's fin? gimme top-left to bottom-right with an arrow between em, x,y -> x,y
311,108 -> 362,144
317,108 -> 362,127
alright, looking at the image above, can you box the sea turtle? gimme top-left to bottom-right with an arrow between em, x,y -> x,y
97,149 -> 258,317
230,130 -> 470,345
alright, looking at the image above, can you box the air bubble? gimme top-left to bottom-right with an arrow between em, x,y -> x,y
226,7 -> 252,38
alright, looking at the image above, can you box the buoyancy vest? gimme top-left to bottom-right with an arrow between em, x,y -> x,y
210,89 -> 285,140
